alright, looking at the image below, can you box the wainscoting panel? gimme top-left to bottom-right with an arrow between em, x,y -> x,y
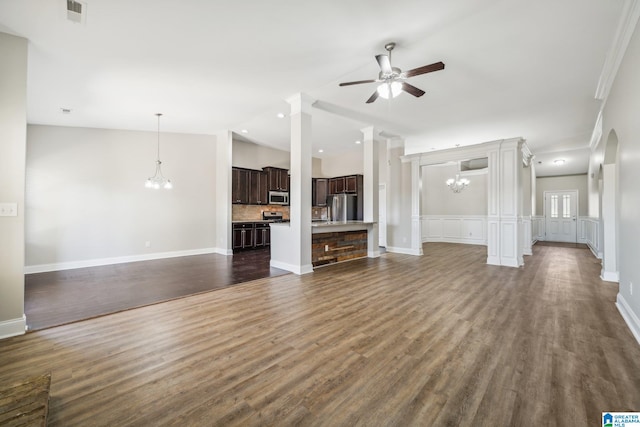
422,216 -> 487,245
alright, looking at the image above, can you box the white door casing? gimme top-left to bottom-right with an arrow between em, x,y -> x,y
544,190 -> 578,243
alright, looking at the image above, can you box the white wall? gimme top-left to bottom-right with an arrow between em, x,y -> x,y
320,149 -> 364,177
0,32 -> 27,338
535,174 -> 588,216
386,145 -> 412,251
25,125 -> 217,270
422,164 -> 487,215
594,19 -> 640,343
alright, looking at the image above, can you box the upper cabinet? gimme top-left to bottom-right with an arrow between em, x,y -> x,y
329,175 -> 362,195
263,167 -> 289,191
232,168 -> 250,204
312,178 -> 329,207
249,170 -> 268,205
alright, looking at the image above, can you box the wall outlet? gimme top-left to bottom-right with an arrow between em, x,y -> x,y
0,203 -> 18,217
145,241 -> 151,248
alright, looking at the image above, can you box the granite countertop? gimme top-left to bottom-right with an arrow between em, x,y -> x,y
311,220 -> 376,227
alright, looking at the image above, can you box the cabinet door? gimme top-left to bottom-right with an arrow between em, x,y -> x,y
232,228 -> 244,249
243,228 -> 254,247
232,168 -> 250,204
315,178 -> 328,206
329,177 -> 345,194
249,171 -> 268,205
345,175 -> 358,193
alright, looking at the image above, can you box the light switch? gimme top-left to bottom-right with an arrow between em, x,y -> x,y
0,203 -> 18,217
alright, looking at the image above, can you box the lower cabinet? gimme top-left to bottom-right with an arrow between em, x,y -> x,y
232,222 -> 271,252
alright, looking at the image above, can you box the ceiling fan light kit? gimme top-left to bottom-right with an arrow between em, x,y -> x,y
339,42 -> 445,103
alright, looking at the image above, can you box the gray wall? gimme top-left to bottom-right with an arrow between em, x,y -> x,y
25,125 -> 217,267
535,174 -> 588,216
592,20 -> 640,340
0,32 -> 27,334
422,164 -> 487,215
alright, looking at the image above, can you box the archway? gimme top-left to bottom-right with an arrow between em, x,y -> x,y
601,129 -> 619,282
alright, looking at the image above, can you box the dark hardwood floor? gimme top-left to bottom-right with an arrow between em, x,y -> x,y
25,248 -> 287,331
3,242 -> 639,425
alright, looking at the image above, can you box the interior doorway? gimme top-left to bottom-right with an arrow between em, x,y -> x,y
544,190 -> 578,243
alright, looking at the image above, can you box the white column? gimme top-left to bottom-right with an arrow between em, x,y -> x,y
215,130 -> 233,255
410,157 -> 423,256
0,32 -> 28,338
601,163 -> 618,282
487,138 -> 524,267
362,126 -> 380,258
269,93 -> 313,275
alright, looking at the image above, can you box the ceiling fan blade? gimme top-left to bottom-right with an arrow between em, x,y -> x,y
375,54 -> 392,74
404,61 -> 445,78
365,91 -> 379,104
401,82 -> 425,97
339,79 -> 377,87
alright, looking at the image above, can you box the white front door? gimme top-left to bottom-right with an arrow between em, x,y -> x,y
544,190 -> 577,243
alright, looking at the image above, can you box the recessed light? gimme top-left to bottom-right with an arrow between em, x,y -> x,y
355,140 -> 361,144
61,108 -> 72,114
318,149 -> 324,153
276,113 -> 286,119
554,159 -> 565,165
241,129 -> 248,134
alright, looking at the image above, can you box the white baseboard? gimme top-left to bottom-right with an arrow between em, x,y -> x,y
601,270 -> 620,283
269,260 -> 312,275
386,246 -> 422,256
0,315 -> 26,340
25,247 -> 226,274
616,293 -> 640,347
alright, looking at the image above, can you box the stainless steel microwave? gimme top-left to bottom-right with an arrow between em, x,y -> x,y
268,191 -> 289,205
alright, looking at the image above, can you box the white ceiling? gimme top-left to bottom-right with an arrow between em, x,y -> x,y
0,0 -> 625,176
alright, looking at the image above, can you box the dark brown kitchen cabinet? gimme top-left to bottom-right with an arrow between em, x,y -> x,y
232,223 -> 254,250
263,167 -> 289,191
254,223 -> 271,247
232,168 -> 250,204
329,175 -> 362,195
329,177 -> 345,194
313,178 -> 329,206
249,170 -> 268,205
345,175 -> 361,193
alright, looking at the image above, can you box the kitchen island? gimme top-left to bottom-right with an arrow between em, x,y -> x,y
270,221 -> 377,272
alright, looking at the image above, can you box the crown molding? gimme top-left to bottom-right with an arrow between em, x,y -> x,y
595,0 -> 640,102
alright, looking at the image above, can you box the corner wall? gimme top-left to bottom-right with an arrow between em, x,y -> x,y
0,32 -> 27,338
25,125 -> 218,272
596,18 -> 640,344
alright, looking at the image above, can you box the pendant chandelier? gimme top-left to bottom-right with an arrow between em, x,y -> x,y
446,173 -> 469,193
145,113 -> 172,190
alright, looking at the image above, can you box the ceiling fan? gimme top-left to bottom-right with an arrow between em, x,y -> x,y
339,42 -> 445,104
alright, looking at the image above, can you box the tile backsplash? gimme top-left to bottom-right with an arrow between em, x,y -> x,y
232,205 -> 290,221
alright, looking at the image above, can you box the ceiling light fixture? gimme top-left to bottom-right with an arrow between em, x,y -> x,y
145,113 -> 172,190
377,81 -> 403,99
446,173 -> 470,193
554,159 -> 565,165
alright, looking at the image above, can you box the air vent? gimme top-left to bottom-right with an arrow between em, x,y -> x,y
66,0 -> 85,24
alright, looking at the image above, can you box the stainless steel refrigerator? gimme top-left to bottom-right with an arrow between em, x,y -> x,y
327,193 -> 359,221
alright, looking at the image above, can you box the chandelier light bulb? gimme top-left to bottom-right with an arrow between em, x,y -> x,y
446,173 -> 470,193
